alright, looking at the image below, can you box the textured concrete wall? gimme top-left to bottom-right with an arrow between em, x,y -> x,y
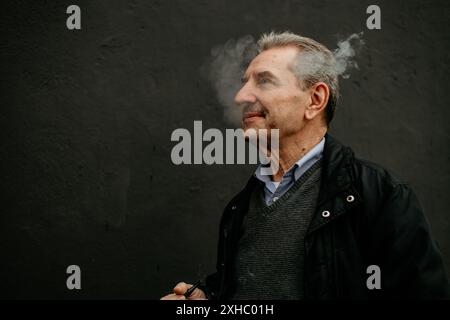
1,0 -> 449,298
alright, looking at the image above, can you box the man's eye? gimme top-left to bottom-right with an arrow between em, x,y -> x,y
259,78 -> 271,84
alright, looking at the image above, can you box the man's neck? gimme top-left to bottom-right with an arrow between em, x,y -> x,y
272,126 -> 327,182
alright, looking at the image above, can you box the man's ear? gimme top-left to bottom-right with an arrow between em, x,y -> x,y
305,82 -> 329,120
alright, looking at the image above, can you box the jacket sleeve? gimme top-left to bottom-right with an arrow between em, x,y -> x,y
199,203 -> 230,300
370,182 -> 450,299
200,272 -> 219,300
200,176 -> 257,300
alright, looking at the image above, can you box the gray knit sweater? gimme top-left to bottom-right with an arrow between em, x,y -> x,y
231,159 -> 323,300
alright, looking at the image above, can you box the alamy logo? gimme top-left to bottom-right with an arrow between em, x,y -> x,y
66,5 -> 81,30
170,121 -> 279,176
66,265 -> 81,290
366,265 -> 381,290
366,5 -> 381,30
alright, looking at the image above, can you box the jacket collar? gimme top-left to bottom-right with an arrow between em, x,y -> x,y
238,133 -> 355,201
316,133 -> 355,206
306,133 -> 360,234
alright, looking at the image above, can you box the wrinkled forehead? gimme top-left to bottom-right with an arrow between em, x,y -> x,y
244,46 -> 300,77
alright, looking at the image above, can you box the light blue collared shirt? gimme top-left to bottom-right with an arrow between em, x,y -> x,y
254,137 -> 325,205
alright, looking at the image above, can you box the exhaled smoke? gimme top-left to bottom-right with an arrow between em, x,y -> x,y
202,35 -> 257,126
333,32 -> 365,79
204,32 -> 364,125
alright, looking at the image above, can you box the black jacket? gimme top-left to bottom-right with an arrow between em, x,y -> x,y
202,133 -> 450,299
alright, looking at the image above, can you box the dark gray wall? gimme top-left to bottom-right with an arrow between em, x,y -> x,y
1,0 -> 449,299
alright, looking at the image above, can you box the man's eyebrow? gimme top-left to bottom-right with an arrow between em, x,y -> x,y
256,71 -> 277,80
241,70 -> 278,83
241,75 -> 249,83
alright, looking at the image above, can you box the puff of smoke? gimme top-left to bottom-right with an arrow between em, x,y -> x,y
202,35 -> 257,126
333,32 -> 365,79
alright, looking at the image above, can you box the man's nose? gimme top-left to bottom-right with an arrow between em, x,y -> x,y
234,83 -> 257,106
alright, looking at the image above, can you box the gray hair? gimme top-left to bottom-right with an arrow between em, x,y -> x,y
257,31 -> 339,125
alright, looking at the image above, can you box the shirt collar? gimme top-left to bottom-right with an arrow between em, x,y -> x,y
254,137 -> 325,186
293,137 -> 325,180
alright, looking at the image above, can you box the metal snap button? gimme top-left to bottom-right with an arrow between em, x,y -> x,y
322,210 -> 331,218
346,195 -> 355,203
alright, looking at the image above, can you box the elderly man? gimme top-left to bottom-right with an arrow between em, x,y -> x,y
162,31 -> 450,299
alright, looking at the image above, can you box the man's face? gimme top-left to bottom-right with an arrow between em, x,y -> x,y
234,46 -> 310,138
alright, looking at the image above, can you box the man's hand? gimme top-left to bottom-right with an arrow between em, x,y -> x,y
160,282 -> 207,300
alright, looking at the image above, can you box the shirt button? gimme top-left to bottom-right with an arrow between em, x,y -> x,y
346,195 -> 355,203
322,210 -> 331,218
273,196 -> 279,202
